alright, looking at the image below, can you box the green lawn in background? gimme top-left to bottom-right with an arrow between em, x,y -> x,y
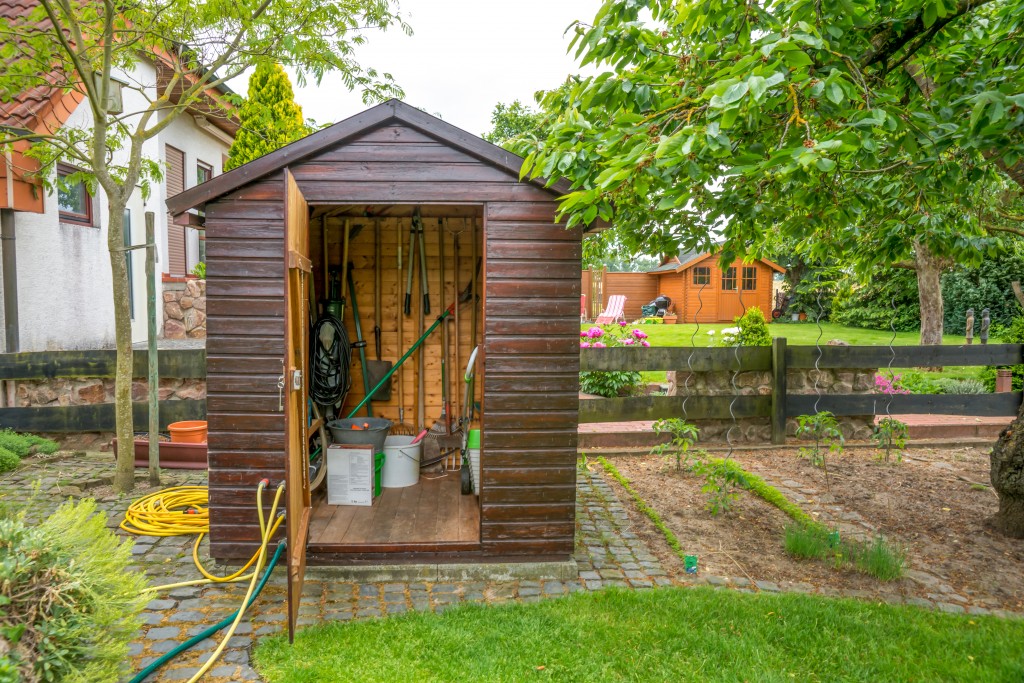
253,587 -> 1024,683
582,322 -> 984,384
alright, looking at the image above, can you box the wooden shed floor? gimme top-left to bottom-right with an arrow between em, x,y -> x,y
308,472 -> 480,552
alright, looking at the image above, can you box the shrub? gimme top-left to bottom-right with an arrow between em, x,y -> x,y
191,261 -> 206,279
934,378 -> 988,394
0,430 -> 58,458
874,373 -> 911,395
831,268 -> 920,331
734,307 -> 772,346
980,314 -> 1024,392
942,241 -> 1024,331
0,499 -> 151,682
579,324 -> 651,398
0,448 -> 18,473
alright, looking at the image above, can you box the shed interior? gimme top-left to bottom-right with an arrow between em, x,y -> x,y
303,203 -> 484,552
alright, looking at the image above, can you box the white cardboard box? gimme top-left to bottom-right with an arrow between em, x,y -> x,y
326,444 -> 375,506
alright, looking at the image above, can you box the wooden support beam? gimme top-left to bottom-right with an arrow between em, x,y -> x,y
786,344 -> 1023,369
579,394 -> 771,423
771,337 -> 787,444
0,348 -> 206,380
0,399 -> 206,432
786,392 -> 1022,418
580,346 -> 771,373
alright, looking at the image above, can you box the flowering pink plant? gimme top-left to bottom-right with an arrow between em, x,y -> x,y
579,323 -> 653,397
874,373 -> 910,395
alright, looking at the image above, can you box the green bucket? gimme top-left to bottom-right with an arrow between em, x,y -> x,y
466,430 -> 481,449
374,452 -> 385,498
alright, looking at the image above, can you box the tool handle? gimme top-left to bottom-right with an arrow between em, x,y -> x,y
404,293 -> 411,316
423,293 -> 431,315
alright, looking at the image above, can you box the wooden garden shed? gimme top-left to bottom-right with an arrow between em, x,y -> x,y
650,248 -> 784,323
166,100 -> 584,619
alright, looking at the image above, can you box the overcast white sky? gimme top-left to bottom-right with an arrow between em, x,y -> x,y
230,0 -> 602,137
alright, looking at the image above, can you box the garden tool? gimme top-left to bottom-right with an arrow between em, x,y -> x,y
417,211 -> 429,315
346,263 -> 373,417
404,211 -> 417,316
393,218 -> 415,436
366,219 -> 393,402
458,347 -> 479,496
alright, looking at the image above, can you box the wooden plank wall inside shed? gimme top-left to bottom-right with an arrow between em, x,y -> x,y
308,215 -> 483,430
202,173 -> 288,561
482,202 -> 581,558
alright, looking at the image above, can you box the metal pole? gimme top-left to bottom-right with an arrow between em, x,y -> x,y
146,212 -> 160,486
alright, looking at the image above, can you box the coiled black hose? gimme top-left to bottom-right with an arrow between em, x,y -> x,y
310,314 -> 351,406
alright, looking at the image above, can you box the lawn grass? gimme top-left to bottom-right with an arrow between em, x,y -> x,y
588,322 -> 985,385
253,586 -> 1024,682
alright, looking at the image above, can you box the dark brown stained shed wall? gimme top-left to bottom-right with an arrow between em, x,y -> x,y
482,202 -> 580,558
204,123 -> 580,562
203,172 -> 288,560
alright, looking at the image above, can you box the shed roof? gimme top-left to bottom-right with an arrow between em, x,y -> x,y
647,246 -> 786,275
167,99 -> 574,218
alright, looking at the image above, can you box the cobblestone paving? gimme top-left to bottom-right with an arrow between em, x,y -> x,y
0,455 -> 668,682
3,453 -> 1016,683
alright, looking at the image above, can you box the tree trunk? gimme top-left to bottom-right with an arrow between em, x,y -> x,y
990,408 -> 1024,537
107,205 -> 136,494
914,241 -> 944,346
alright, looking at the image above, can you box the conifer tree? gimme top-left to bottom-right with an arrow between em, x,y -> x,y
226,63 -> 309,170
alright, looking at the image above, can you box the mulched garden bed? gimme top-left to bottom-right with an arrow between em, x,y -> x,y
605,445 -> 1024,611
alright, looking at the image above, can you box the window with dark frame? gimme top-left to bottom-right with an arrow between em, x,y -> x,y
721,267 -> 737,290
197,161 -> 213,185
692,266 -> 711,285
57,164 -> 93,226
741,266 -> 757,291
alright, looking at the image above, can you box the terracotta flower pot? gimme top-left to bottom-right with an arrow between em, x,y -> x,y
112,438 -> 208,470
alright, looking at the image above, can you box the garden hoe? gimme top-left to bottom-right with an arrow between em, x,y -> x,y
366,218 -> 393,403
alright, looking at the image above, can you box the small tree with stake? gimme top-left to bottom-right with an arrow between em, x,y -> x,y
0,0 -> 408,494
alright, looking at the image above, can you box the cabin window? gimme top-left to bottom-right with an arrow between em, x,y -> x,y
742,266 -> 757,291
692,266 -> 711,285
721,267 -> 737,290
57,164 -> 93,226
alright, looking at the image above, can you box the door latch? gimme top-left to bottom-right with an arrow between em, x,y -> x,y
291,369 -> 302,391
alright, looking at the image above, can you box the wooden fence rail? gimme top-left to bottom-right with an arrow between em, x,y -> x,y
0,349 -> 206,433
581,339 -> 1024,444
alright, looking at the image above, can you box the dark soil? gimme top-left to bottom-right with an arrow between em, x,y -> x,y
608,446 -> 1024,611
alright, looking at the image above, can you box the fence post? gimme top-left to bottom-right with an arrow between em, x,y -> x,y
771,337 -> 787,444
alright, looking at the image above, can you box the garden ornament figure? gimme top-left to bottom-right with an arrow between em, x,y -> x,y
981,308 -> 991,345
966,308 -> 975,345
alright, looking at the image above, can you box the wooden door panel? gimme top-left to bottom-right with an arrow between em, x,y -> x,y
283,169 -> 311,643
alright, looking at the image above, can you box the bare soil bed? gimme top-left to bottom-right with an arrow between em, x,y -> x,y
608,446 -> 1024,611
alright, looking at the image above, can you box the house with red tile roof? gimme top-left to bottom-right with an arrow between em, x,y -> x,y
0,0 -> 236,351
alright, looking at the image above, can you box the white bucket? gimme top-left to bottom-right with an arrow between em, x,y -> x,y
382,435 -> 420,488
468,447 -> 480,496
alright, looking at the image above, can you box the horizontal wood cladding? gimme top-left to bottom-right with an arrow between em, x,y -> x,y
200,122 -> 583,563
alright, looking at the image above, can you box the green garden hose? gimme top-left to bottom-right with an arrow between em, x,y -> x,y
128,541 -> 286,683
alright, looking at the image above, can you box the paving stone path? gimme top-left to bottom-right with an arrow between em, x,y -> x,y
1,453 -> 1017,682
0,455 -> 668,682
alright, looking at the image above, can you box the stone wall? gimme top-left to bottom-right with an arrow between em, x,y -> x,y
163,279 -> 206,339
666,367 -> 877,442
13,377 -> 206,407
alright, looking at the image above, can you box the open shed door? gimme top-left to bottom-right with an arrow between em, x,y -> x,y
283,169 -> 311,642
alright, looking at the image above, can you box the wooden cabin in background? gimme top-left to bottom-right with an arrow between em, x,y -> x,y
583,248 -> 785,323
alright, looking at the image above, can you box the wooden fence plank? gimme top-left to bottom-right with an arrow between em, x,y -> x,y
786,344 -> 1023,369
579,395 -> 771,423
580,346 -> 772,372
771,337 -> 787,444
786,393 -> 1022,418
0,349 -> 206,380
0,399 -> 207,432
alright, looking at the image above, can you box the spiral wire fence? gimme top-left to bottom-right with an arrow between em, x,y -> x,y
813,274 -> 825,415
681,281 -> 708,420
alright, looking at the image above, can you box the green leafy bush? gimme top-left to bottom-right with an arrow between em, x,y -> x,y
980,315 -> 1024,392
0,499 -> 151,682
0,430 -> 58,458
831,268 -> 920,331
650,419 -> 700,470
579,324 -> 651,398
734,306 -> 772,346
0,449 -> 18,473
934,378 -> 988,394
942,242 -> 1024,331
191,261 -> 206,279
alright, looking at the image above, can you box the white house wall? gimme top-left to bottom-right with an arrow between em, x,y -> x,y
4,59 -> 230,352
